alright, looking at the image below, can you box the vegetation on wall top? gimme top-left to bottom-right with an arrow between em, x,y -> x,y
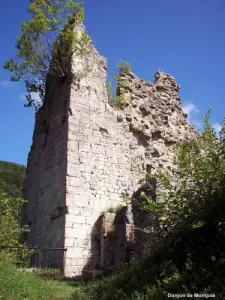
107,59 -> 131,109
117,60 -> 131,74
4,0 -> 90,110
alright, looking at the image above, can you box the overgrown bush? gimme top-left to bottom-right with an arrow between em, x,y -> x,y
129,110 -> 225,297
140,110 -> 225,235
0,190 -> 26,245
0,190 -> 29,266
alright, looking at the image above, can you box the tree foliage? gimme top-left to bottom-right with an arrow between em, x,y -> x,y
0,161 -> 26,200
0,161 -> 26,246
0,161 -> 26,244
0,190 -> 26,247
0,162 -> 28,265
129,112 -> 225,297
4,0 -> 90,110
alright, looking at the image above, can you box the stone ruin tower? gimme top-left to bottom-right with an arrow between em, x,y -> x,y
21,25 -> 195,277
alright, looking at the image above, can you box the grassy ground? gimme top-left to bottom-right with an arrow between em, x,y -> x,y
0,258 -> 83,300
0,255 -> 163,300
1,224 -> 224,300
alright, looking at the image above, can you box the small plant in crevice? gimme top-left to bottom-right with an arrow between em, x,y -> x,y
75,66 -> 93,85
117,60 -> 131,74
105,204 -> 127,235
107,59 -> 131,109
106,80 -> 116,106
106,204 -> 125,214
114,74 -> 129,89
114,95 -> 127,110
107,81 -> 126,110
107,207 -> 116,213
138,170 -> 156,187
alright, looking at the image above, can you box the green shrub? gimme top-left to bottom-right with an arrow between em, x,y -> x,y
107,60 -> 131,109
106,204 -> 125,213
139,110 -> 225,234
0,190 -> 30,266
117,60 -> 131,74
0,190 -> 26,245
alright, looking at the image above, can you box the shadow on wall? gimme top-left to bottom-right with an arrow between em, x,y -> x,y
131,180 -> 158,258
20,74 -> 72,272
81,216 -> 102,280
81,180 -> 158,280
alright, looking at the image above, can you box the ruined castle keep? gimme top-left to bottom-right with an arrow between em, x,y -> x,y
22,26 -> 195,277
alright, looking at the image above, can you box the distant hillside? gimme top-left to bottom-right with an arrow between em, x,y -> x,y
0,161 -> 26,199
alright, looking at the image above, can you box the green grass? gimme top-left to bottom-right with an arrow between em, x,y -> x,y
0,254 -> 164,300
1,223 -> 223,300
0,257 -> 82,300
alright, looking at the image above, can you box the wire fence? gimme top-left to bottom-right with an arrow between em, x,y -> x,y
0,245 -> 67,280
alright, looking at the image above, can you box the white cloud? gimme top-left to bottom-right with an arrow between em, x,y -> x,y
191,120 -> 202,128
182,103 -> 199,118
20,92 -> 41,105
182,103 -> 223,135
212,122 -> 222,136
31,92 -> 41,104
182,102 -> 201,129
0,80 -> 11,87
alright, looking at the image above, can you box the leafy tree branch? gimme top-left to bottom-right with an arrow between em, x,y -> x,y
4,0 -> 90,110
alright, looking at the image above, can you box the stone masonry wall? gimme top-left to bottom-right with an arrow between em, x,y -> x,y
23,25 -> 196,277
64,42 -> 146,277
63,29 -> 196,277
22,76 -> 70,268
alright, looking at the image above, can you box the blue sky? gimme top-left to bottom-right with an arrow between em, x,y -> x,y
0,0 -> 224,166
